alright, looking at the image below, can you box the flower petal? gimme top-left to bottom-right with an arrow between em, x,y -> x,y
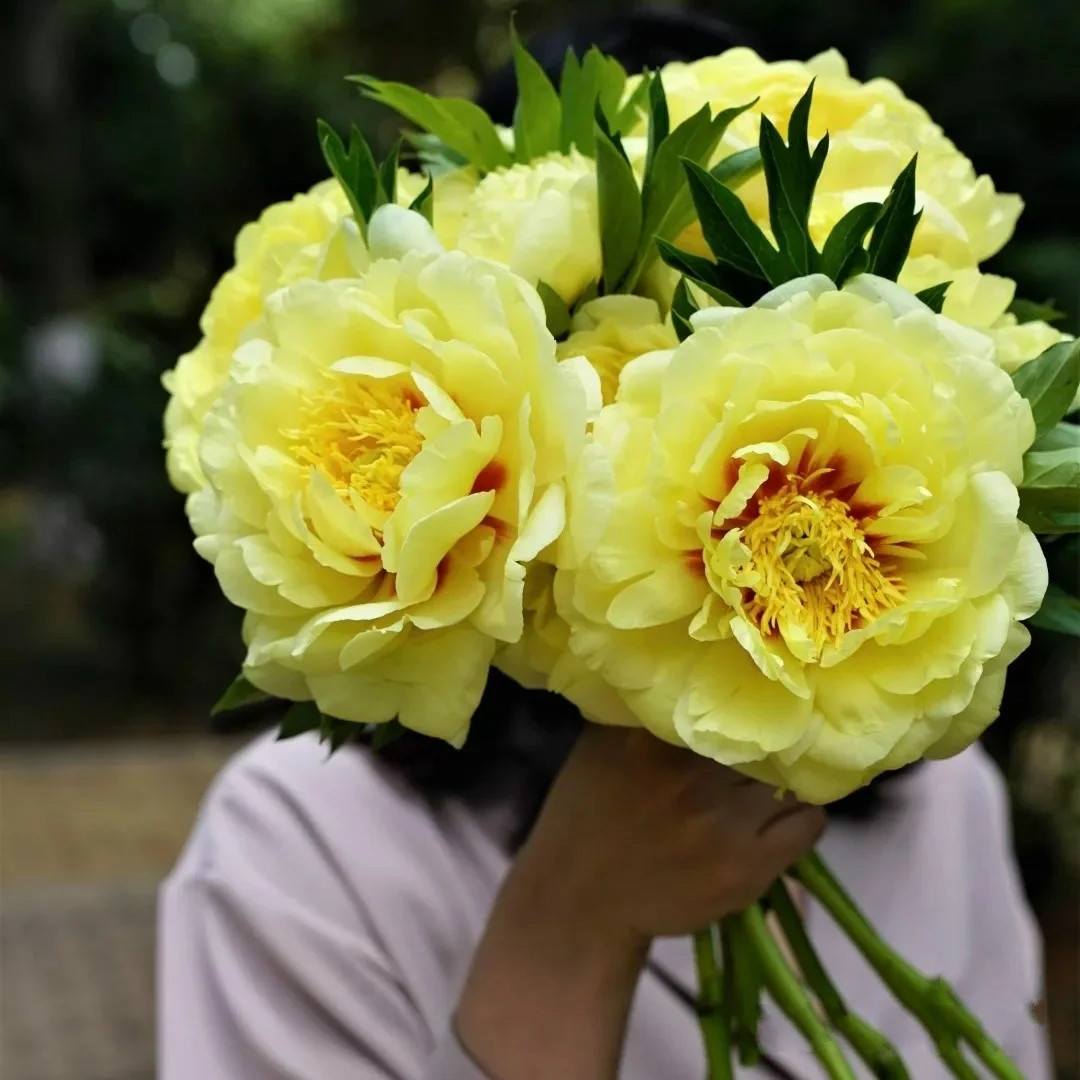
677,641 -> 817,759
606,560 -> 708,629
393,491 -> 495,605
924,624 -> 1030,760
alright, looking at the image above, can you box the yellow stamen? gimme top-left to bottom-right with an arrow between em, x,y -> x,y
740,478 -> 903,653
285,380 -> 424,512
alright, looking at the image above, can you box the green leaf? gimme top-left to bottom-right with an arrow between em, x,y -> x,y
671,310 -> 694,343
277,700 -> 322,740
635,102 -> 756,276
378,137 -> 402,204
752,84 -> 829,275
317,120 -> 380,231
710,146 -> 762,191
915,281 -> 952,314
630,108 -> 712,289
655,239 -> 722,282
1028,583 -> 1080,636
1019,446 -> 1080,533
820,202 -> 883,284
371,720 -> 407,752
511,23 -> 562,162
354,76 -> 511,173
1008,298 -> 1066,325
627,144 -> 762,290
758,95 -> 827,275
408,172 -> 435,224
403,131 -> 468,175
557,48 -> 596,154
557,48 -> 584,153
594,101 -> 628,161
1012,339 -> 1080,435
537,281 -> 571,338
786,80 -> 814,159
592,51 -> 628,130
1019,501 -> 1080,534
558,47 -> 627,155
683,159 -> 788,285
671,277 -> 700,342
1034,421 -> 1080,452
656,239 -> 750,307
644,73 -> 667,180
211,674 -> 271,716
866,156 -> 921,280
319,713 -> 357,753
1022,445 -> 1080,488
595,124 -> 642,292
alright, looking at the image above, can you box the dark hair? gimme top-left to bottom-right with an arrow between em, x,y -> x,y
377,671 -> 582,849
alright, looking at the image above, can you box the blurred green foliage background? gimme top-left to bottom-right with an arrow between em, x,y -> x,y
1,0 -> 1077,1071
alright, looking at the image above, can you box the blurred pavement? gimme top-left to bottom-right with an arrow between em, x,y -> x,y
1,738 -> 239,1080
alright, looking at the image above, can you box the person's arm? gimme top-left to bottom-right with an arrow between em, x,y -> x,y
455,726 -> 826,1079
453,845 -> 650,1079
159,727 -> 823,1080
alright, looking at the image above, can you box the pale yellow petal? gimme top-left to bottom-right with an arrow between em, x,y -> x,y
606,560 -> 708,629
924,624 -> 1030,760
392,491 -> 495,605
677,642 -> 817,758
409,558 -> 486,631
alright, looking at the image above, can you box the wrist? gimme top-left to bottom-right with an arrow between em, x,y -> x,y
499,845 -> 649,976
457,847 -> 648,1080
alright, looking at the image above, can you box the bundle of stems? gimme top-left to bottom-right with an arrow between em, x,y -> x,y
693,852 -> 1024,1080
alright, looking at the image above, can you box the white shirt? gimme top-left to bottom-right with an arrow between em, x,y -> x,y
158,732 -> 1050,1079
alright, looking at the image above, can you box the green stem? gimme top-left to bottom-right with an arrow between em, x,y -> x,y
932,1036 -> 983,1080
693,926 -> 733,1080
723,914 -> 762,1066
740,904 -> 856,1080
720,917 -> 737,1035
767,880 -> 909,1080
792,852 -> 1024,1080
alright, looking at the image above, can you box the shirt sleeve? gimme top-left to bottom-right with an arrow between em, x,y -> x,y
157,752 -> 492,1080
425,1036 -> 496,1080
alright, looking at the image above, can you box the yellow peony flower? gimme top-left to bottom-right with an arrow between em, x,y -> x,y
496,292 -> 673,701
556,295 -> 677,405
442,151 -> 601,305
641,48 -> 1021,272
558,275 -> 1047,803
164,180 -> 353,494
494,563 -> 640,729
899,255 -> 1070,378
164,171 -> 443,496
187,208 -> 596,744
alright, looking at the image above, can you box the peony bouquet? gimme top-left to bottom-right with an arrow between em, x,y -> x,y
165,31 -> 1080,1080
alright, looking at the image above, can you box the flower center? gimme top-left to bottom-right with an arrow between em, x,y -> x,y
590,346 -> 628,406
740,478 -> 903,653
286,380 -> 424,512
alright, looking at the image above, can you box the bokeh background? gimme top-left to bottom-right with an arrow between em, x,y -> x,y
1,1 -> 1078,1078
